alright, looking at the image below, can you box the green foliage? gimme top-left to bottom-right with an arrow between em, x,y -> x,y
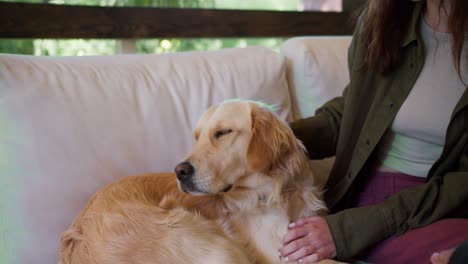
123,0 -> 215,8
2,0 -> 42,3
0,40 -> 34,54
33,39 -> 117,56
32,0 -> 215,7
2,0 -> 298,8
136,38 -> 285,54
215,0 -> 299,10
0,0 -> 299,56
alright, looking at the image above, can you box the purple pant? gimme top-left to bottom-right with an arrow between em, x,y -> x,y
351,171 -> 468,264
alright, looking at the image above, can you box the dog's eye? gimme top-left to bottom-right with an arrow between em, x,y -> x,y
214,129 -> 233,139
193,131 -> 200,142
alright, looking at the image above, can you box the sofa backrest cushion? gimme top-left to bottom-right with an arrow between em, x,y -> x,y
281,37 -> 352,120
0,47 -> 291,263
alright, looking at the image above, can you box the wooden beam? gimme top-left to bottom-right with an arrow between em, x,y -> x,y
0,2 -> 355,39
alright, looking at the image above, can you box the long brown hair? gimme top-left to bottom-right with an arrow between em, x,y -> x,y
358,0 -> 467,77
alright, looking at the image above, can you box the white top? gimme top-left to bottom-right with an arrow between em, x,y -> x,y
377,17 -> 467,177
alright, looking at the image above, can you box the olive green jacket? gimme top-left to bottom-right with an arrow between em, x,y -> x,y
290,2 -> 468,260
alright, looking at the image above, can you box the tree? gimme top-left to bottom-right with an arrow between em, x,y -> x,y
0,0 -> 300,55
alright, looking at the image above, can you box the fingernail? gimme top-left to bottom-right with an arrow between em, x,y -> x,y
284,256 -> 289,262
298,259 -> 303,263
278,250 -> 281,256
432,252 -> 440,258
288,223 -> 296,228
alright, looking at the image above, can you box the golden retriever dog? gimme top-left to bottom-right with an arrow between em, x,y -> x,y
59,100 -> 338,264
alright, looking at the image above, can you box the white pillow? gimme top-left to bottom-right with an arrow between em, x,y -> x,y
280,37 -> 352,120
0,47 -> 291,264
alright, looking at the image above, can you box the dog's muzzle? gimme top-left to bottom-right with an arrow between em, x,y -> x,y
175,161 -> 197,192
175,162 -> 195,182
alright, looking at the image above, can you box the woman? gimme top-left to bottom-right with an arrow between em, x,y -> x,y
280,0 -> 468,263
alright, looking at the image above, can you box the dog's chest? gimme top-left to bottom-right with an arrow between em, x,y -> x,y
233,208 -> 289,264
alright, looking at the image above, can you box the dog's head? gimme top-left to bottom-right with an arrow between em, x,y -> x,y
174,100 -> 301,196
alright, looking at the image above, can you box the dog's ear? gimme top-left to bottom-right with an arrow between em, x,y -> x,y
246,104 -> 293,173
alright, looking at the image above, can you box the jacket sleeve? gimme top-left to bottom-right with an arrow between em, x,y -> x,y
289,103 -> 344,159
326,170 -> 468,260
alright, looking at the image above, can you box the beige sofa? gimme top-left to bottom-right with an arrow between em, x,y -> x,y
0,36 -> 351,264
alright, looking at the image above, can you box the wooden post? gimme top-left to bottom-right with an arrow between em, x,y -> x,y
119,39 -> 137,54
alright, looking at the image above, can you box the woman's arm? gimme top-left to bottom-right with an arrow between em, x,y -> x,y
289,101 -> 344,159
280,170 -> 468,262
327,170 -> 468,260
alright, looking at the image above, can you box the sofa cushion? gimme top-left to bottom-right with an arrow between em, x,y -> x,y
281,37 -> 352,120
0,47 -> 291,263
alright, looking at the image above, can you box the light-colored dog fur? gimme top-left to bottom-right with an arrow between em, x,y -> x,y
59,101 -> 338,264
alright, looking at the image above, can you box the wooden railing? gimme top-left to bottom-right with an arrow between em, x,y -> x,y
0,2 -> 356,39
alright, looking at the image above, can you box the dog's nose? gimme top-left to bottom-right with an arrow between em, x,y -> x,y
175,162 -> 195,182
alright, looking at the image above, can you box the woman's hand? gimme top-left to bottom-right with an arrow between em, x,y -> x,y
430,248 -> 455,264
280,216 -> 337,263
